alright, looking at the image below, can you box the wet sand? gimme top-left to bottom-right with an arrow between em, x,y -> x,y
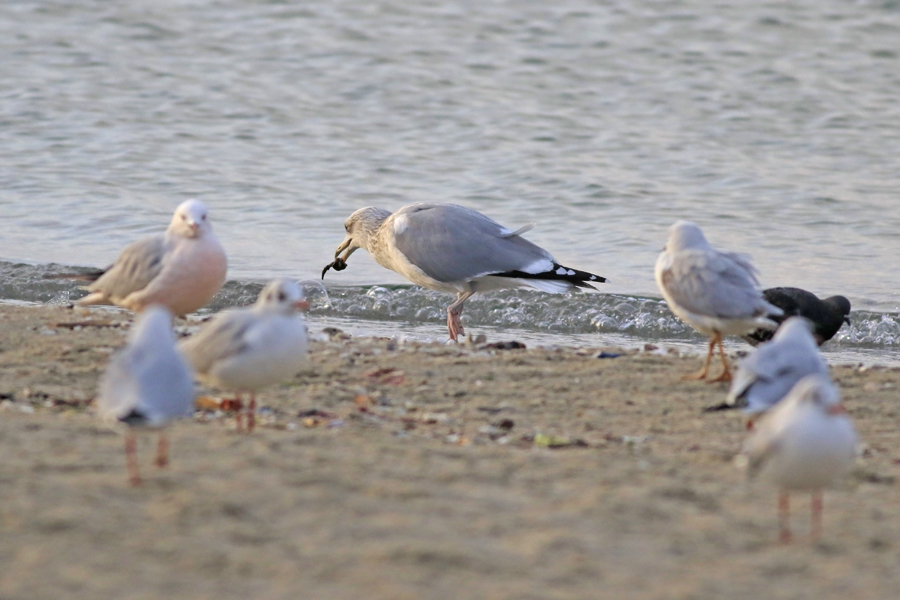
0,304 -> 899,600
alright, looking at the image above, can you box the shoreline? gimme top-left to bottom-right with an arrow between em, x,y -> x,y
1,303 -> 899,599
3,293 -> 898,369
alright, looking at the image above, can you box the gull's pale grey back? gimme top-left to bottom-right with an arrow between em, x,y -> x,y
728,317 -> 829,413
97,306 -> 195,427
390,204 -> 555,284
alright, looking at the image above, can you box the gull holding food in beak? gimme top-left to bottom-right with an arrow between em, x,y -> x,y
77,200 -> 227,317
322,203 -> 606,341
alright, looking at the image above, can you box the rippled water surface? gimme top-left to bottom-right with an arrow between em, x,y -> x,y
1,0 -> 899,359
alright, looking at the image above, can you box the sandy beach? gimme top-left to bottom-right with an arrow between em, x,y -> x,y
1,303 -> 899,600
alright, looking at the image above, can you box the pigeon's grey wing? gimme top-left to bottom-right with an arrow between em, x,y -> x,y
88,235 -> 168,299
660,250 -> 767,319
392,204 -> 554,284
179,311 -> 255,375
762,288 -> 807,319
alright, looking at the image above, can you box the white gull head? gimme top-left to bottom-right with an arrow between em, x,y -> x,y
169,199 -> 213,239
254,279 -> 309,315
664,220 -> 711,253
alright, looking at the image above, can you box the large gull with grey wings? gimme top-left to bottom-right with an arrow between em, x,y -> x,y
322,203 -> 605,341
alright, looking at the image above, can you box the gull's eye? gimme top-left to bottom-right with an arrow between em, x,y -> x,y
202,214 -> 207,221
278,292 -> 286,302
181,214 -> 187,221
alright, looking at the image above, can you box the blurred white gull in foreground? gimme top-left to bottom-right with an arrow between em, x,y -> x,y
96,306 -> 195,486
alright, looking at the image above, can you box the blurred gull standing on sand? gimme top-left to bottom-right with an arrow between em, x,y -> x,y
655,221 -> 782,382
179,279 -> 309,432
743,287 -> 852,346
322,203 -> 606,341
77,200 -> 227,317
96,306 -> 195,486
739,374 -> 857,543
726,317 -> 829,417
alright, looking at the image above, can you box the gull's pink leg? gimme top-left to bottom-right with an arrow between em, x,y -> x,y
154,432 -> 169,468
446,291 -> 474,342
708,332 -> 733,383
248,393 -> 257,433
779,490 -> 792,544
811,491 -> 824,542
125,431 -> 141,487
234,393 -> 243,431
683,337 -> 716,380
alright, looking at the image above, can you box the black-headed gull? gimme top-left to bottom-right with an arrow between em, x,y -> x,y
179,279 -> 308,432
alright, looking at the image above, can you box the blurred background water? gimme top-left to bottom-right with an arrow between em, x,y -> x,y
1,0 -> 898,362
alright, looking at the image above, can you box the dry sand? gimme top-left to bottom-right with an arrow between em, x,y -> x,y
0,303 -> 899,600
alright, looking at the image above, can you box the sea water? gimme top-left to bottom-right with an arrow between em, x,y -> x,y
1,0 -> 898,363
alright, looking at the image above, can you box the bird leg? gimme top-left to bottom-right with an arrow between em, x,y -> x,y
707,332 -> 733,383
234,393 -> 243,431
683,337 -> 716,380
810,491 -> 823,542
446,291 -> 474,342
125,431 -> 141,487
779,490 -> 792,544
247,393 -> 256,433
154,432 -> 169,468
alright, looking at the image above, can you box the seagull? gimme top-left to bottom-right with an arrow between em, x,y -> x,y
726,317 -> 829,417
743,287 -> 851,346
96,305 -> 195,486
740,374 -> 857,543
321,203 -> 606,341
77,200 -> 228,317
179,279 -> 309,432
655,221 -> 782,382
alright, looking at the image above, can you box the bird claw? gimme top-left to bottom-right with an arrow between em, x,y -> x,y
321,257 -> 348,279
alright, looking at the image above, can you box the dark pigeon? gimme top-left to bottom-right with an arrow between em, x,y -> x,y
742,287 -> 851,346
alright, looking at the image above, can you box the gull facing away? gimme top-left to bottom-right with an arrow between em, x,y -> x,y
655,221 -> 782,382
77,200 -> 227,317
726,317 -> 829,417
321,203 -> 606,341
743,287 -> 851,346
740,374 -> 857,543
179,279 -> 309,432
96,306 -> 195,486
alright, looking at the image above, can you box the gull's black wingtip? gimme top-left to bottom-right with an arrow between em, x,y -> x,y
493,264 -> 607,288
119,409 -> 148,426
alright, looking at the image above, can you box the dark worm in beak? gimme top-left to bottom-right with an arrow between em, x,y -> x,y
321,257 -> 348,279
